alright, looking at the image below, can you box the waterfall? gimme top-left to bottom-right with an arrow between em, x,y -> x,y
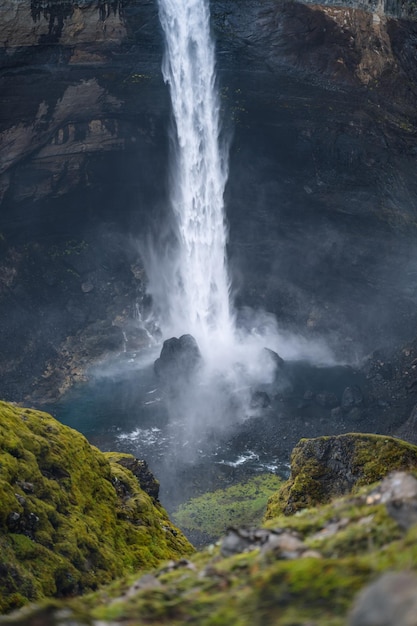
156,0 -> 235,360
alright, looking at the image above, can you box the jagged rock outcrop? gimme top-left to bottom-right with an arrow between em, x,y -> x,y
265,433 -> 417,516
110,453 -> 161,501
0,400 -> 193,613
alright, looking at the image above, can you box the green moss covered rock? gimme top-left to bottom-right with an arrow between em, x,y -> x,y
0,401 -> 193,613
265,433 -> 417,518
5,471 -> 417,626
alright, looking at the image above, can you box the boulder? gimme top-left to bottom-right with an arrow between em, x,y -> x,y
263,348 -> 285,371
342,385 -> 364,409
265,433 -> 417,517
349,572 -> 417,626
154,334 -> 202,383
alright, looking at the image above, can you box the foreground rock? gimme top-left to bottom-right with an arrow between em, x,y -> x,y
0,401 -> 192,613
3,438 -> 417,624
265,432 -> 417,517
349,571 -> 417,626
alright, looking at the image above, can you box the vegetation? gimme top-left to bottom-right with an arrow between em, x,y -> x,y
2,411 -> 417,624
6,472 -> 417,626
173,474 -> 282,539
0,401 -> 193,613
265,433 -> 417,518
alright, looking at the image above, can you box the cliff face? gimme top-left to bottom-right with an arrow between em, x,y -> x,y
0,2 -> 167,401
2,0 -> 127,49
1,0 -> 417,400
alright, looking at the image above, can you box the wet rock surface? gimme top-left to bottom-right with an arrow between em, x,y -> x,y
154,335 -> 202,384
0,232 -> 154,402
1,0 -> 417,405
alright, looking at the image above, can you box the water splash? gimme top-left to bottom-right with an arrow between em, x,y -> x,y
150,0 -> 334,394
156,0 -> 235,361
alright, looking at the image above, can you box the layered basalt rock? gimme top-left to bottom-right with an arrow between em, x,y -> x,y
1,0 -> 417,404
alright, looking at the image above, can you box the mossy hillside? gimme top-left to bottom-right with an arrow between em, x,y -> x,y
0,401 -> 193,613
172,474 -> 282,540
12,474 -> 417,626
265,433 -> 417,518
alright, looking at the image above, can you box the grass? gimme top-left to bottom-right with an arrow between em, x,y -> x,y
173,474 -> 282,539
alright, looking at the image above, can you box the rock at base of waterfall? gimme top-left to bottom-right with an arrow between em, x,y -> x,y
154,334 -> 202,382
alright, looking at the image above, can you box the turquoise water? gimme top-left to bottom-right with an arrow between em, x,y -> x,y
45,348 -> 288,511
46,349 -> 169,456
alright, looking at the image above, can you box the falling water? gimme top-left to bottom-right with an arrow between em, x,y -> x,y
157,0 -> 235,360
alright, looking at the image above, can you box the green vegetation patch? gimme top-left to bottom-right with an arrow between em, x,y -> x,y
4,431 -> 417,624
173,474 -> 282,539
70,475 -> 417,625
4,465 -> 417,625
0,401 -> 193,613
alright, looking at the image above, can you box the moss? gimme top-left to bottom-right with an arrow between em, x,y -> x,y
6,466 -> 417,625
173,474 -> 282,539
265,433 -> 417,518
0,401 -> 193,613
4,431 -> 417,623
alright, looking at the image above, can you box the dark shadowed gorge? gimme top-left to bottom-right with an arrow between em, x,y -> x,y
2,0 -> 417,622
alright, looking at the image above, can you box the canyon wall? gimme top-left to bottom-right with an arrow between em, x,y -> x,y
1,0 -> 417,399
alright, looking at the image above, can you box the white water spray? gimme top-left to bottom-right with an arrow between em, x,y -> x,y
156,0 -> 235,361
150,0 -> 334,403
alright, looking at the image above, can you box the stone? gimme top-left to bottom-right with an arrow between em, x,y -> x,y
342,385 -> 364,409
348,572 -> 417,626
263,348 -> 285,370
15,493 -> 26,506
315,392 -> 339,409
17,481 -> 34,493
154,334 -> 202,382
221,527 -> 270,556
221,527 -> 305,559
366,471 -> 417,530
124,574 -> 162,599
261,531 -> 305,558
115,456 -> 160,502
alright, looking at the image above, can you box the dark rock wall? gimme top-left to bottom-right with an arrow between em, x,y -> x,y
1,0 -> 417,398
0,0 -> 169,400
